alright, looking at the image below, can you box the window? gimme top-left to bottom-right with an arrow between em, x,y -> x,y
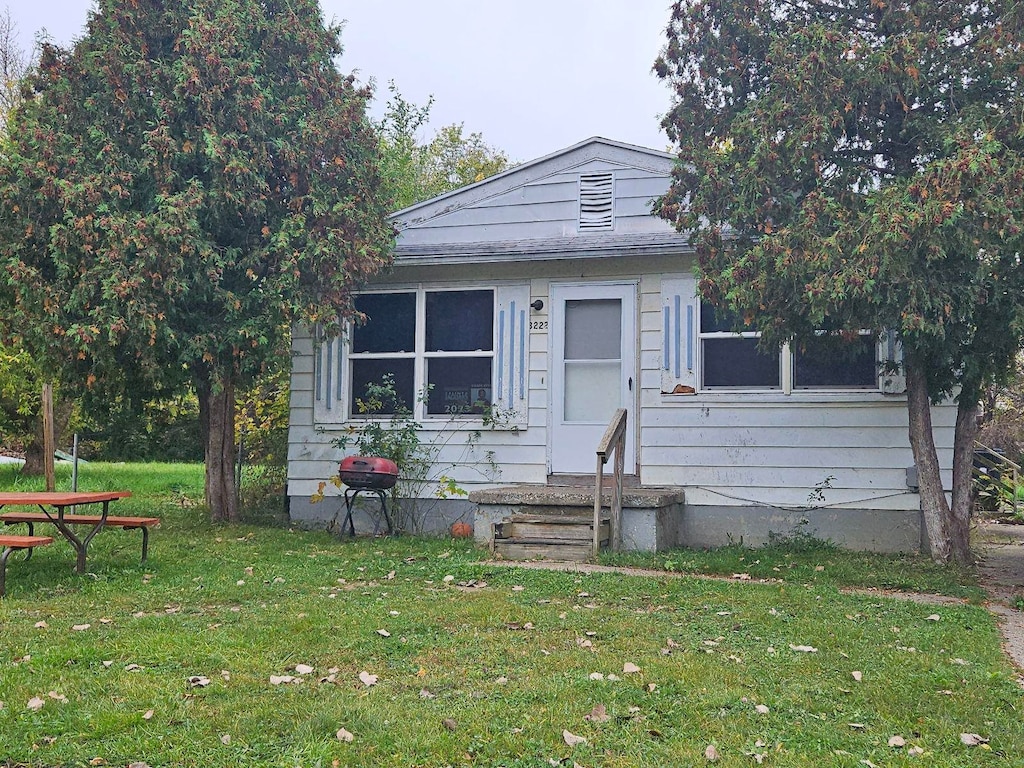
349,289 -> 495,417
699,304 -> 780,389
698,304 -> 877,391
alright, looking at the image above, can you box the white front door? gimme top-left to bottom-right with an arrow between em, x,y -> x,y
549,282 -> 637,475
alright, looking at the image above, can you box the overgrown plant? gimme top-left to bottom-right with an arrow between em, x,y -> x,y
315,375 -> 505,534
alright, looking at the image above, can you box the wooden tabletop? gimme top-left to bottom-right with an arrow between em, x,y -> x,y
0,491 -> 132,505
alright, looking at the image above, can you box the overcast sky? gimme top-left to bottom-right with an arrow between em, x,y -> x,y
5,1 -> 675,162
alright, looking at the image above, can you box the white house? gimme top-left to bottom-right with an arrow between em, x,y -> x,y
286,137 -> 954,552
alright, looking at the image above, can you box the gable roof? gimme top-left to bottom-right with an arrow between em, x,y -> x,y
391,137 -> 690,266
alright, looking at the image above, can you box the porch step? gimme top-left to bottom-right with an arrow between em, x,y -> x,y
492,514 -> 610,562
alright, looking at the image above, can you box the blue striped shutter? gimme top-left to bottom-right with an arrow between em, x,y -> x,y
660,275 -> 698,394
495,284 -> 531,426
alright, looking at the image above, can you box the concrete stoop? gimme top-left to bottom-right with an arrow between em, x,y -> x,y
468,485 -> 686,562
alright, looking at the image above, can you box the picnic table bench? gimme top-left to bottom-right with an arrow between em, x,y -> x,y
0,534 -> 53,597
0,492 -> 155,577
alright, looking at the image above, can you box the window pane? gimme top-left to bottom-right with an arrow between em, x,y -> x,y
427,357 -> 493,415
565,299 -> 621,360
352,293 -> 415,353
700,303 -> 754,333
703,338 -> 780,388
564,361 -> 620,422
426,290 -> 493,352
350,359 -> 415,415
795,335 -> 877,388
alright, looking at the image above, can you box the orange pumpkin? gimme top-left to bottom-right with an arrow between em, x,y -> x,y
451,521 -> 473,538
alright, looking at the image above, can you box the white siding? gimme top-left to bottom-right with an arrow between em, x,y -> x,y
288,138 -> 957,521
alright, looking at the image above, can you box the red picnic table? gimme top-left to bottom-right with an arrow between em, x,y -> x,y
0,491 -> 153,575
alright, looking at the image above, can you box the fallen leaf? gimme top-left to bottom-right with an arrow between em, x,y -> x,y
960,733 -> 988,747
220,734 -> 231,745
705,744 -> 720,761
908,746 -> 925,756
27,697 -> 45,712
89,759 -> 106,766
34,621 -> 47,629
376,629 -> 391,637
188,676 -> 210,688
72,624 -> 91,632
789,644 -> 818,653
647,682 -> 657,692
295,664 -> 314,675
852,671 -> 863,682
588,672 -> 605,681
102,661 -> 114,668
732,573 -> 751,580
814,565 -> 825,572
585,703 -> 610,723
143,710 -> 154,720
512,585 -> 525,591
925,614 -> 940,622
442,718 -> 457,731
888,735 -> 906,747
848,723 -> 866,730
358,671 -> 378,687
419,688 -> 435,699
47,691 -> 67,702
221,670 -> 231,681
128,763 -> 152,768
125,664 -> 142,672
496,676 -> 508,684
755,704 -> 769,714
562,730 -> 587,747
336,728 -> 354,743
443,575 -> 455,583
623,662 -> 641,674
386,570 -> 396,580
269,675 -> 294,685
860,760 -> 878,768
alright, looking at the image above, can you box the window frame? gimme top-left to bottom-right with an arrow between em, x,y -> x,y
696,303 -> 880,394
347,287 -> 497,421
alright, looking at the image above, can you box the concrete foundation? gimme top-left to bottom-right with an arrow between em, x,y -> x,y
290,490 -> 922,554
679,505 -> 922,553
288,495 -> 475,537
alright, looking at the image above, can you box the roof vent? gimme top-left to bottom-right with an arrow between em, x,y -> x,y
578,172 -> 614,231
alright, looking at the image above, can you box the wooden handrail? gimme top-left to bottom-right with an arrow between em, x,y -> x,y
594,408 -> 627,558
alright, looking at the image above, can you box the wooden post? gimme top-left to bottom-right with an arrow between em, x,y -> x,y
41,383 -> 55,492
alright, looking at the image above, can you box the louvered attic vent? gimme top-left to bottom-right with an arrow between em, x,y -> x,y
578,172 -> 614,231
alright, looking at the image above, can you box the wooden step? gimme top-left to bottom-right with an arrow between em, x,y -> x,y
492,515 -> 609,562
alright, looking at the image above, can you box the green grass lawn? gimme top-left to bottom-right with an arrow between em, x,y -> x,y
1,464 -> 1021,767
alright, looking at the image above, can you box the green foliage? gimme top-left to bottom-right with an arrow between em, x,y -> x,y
0,342 -> 40,446
376,81 -> 512,211
0,0 -> 395,516
657,0 -> 1024,400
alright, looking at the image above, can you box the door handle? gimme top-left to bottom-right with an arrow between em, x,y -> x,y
628,377 -> 633,391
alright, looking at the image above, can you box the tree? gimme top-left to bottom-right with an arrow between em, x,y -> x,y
0,0 -> 394,520
656,1 -> 1024,563
0,6 -> 32,129
376,82 -> 512,210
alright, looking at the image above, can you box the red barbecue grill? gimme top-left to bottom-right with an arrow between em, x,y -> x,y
337,456 -> 397,536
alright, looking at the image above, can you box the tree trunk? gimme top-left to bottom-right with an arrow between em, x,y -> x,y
948,396 -> 979,565
197,375 -> 239,523
905,355 -> 954,562
20,388 -> 72,478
